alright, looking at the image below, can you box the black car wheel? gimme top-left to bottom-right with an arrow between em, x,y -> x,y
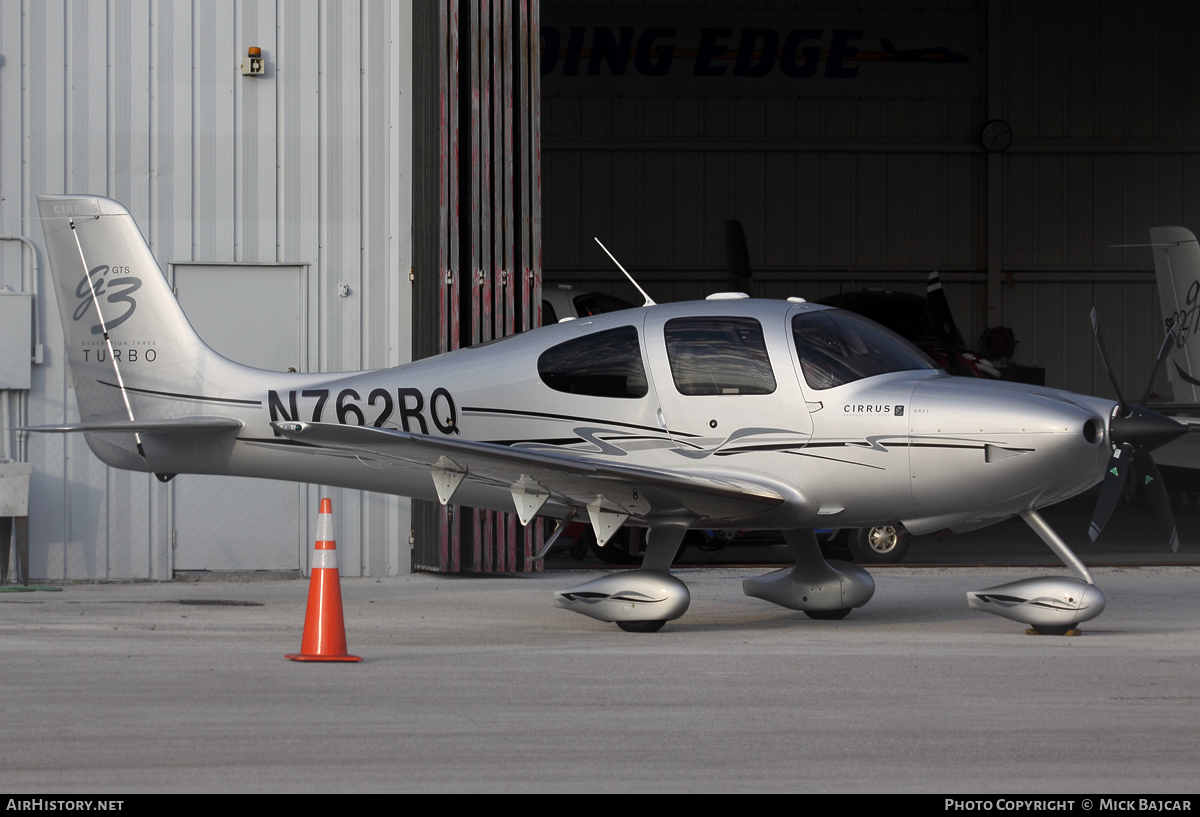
847,525 -> 909,563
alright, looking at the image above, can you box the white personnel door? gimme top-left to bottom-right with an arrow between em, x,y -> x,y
170,264 -> 307,572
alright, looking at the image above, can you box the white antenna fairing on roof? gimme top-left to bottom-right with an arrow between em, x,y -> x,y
594,237 -> 656,307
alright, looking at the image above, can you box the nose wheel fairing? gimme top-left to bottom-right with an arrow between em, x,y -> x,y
968,510 -> 1106,633
968,576 -> 1105,630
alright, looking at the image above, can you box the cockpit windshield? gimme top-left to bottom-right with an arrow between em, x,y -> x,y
792,309 -> 936,390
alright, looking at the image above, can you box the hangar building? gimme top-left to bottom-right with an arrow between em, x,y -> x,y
0,1 -> 1196,580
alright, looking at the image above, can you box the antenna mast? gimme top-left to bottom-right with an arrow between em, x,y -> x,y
594,238 -> 655,307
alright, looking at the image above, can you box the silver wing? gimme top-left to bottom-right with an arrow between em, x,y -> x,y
272,421 -> 790,533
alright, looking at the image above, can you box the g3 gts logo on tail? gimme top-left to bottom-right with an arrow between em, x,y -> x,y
1166,279 -> 1200,350
74,265 -> 141,335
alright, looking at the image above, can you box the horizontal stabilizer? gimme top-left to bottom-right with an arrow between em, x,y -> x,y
22,416 -> 244,434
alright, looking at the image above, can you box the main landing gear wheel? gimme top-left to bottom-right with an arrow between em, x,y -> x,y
616,620 -> 666,633
804,608 -> 852,620
848,525 -> 909,564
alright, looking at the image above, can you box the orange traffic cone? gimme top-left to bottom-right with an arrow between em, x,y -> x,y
286,498 -> 362,662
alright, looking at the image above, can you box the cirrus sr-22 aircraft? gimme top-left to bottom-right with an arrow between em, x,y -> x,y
28,195 -> 1190,634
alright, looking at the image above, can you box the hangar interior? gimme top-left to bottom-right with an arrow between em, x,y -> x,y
414,0 -> 1200,573
0,1 -> 1197,580
539,0 -> 1199,405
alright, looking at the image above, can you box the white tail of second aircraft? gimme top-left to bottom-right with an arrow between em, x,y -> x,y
1150,226 -> 1200,403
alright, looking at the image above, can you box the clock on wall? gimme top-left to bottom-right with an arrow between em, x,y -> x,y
981,119 -> 1012,153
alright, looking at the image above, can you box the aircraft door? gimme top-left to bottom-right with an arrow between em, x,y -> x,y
643,309 -> 813,457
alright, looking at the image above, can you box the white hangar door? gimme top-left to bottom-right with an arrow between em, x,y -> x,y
170,264 -> 308,572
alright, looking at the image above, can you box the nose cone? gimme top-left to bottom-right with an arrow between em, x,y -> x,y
1110,405 -> 1189,454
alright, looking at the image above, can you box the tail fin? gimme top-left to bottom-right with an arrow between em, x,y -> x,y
37,195 -> 252,469
1150,226 -> 1200,402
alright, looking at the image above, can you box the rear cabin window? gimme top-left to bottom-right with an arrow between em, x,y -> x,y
664,317 -> 776,395
538,325 -> 648,398
792,310 -> 935,390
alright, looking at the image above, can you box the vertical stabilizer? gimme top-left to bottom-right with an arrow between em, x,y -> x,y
37,195 -> 252,470
38,195 -> 221,423
1150,226 -> 1200,402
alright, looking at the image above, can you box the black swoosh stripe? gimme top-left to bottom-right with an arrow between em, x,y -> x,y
462,406 -> 699,437
98,380 -> 262,406
488,437 -> 582,447
784,451 -> 887,470
712,442 -> 812,455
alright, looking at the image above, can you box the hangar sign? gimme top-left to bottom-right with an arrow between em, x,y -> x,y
540,7 -> 980,98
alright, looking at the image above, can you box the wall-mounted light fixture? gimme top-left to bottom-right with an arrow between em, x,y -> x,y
241,46 -> 265,77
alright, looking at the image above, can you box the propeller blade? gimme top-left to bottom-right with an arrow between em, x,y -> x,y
1090,307 -> 1130,415
1089,442 -> 1134,542
1135,454 -> 1181,552
1138,322 -> 1181,407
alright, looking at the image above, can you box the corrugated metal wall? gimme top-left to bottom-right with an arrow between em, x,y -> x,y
0,0 -> 414,579
541,0 -> 1200,403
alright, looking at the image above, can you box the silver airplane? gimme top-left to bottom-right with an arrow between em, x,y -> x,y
28,194 -> 1188,633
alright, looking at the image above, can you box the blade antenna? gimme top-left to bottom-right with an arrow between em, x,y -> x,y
594,238 -> 655,307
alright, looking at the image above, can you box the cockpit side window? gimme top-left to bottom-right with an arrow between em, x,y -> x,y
664,316 -> 776,395
792,310 -> 935,390
538,325 -> 648,398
